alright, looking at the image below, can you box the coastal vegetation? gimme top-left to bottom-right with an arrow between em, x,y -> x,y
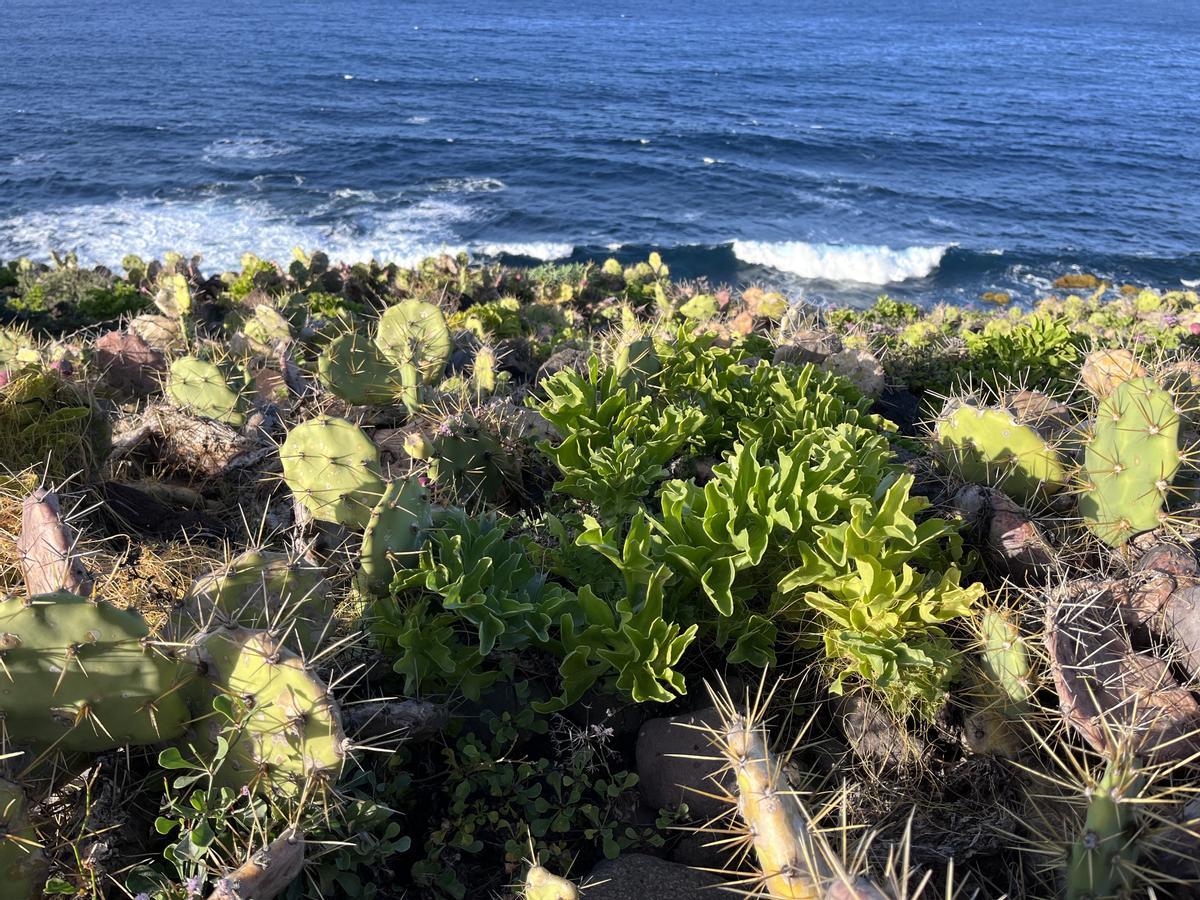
0,249 -> 1198,897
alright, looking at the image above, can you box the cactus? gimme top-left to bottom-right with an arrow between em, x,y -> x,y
155,272 -> 192,318
172,550 -> 333,656
0,778 -> 45,900
280,416 -> 385,529
242,305 -> 292,354
613,334 -> 660,386
934,401 -> 1068,504
976,607 -> 1032,714
1078,376 -> 1179,546
166,356 -> 245,427
0,591 -> 190,752
190,627 -> 347,794
472,345 -> 499,398
359,477 -> 433,596
1065,756 -> 1143,900
523,865 -> 578,900
317,330 -> 403,406
375,299 -> 451,384
425,414 -> 519,505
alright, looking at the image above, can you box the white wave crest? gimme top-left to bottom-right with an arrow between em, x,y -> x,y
203,137 -> 300,162
428,177 -> 506,193
731,240 -> 947,284
0,195 -> 476,272
473,241 -> 573,260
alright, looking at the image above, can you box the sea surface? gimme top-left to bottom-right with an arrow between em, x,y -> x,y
2,0 -> 1198,305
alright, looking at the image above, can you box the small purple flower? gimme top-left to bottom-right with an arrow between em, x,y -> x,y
134,894 -> 151,900
186,875 -> 203,897
0,370 -> 9,388
1191,323 -> 1200,336
1165,314 -> 1179,326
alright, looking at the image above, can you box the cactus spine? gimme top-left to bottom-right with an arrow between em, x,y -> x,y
1078,376 -> 1179,546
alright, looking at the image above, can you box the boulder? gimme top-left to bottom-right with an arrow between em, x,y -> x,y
584,854 -> 725,900
635,708 -> 731,821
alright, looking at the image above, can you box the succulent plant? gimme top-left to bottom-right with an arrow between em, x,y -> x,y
933,401 -> 1068,504
975,607 -> 1032,714
523,865 -> 578,900
280,415 -> 385,529
1078,376 -> 1179,546
375,299 -> 451,384
166,356 -> 245,426
1065,755 -> 1143,900
0,778 -> 45,899
188,626 -> 348,794
359,477 -> 433,596
317,329 -> 403,406
0,590 -> 191,752
173,549 -> 333,656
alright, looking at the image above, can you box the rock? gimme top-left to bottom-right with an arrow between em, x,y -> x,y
1054,273 -> 1100,290
839,692 -> 925,767
129,314 -> 185,353
584,854 -> 724,900
635,708 -> 731,821
951,485 -> 1052,581
822,346 -> 885,398
1002,389 -> 1074,440
876,386 -> 921,435
537,347 -> 588,384
772,329 -> 840,367
94,329 -> 166,398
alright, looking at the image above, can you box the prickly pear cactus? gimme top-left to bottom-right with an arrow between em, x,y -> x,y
613,335 -> 660,386
375,299 -> 451,384
1065,756 -> 1142,900
524,865 -> 579,900
173,550 -> 332,656
977,607 -> 1032,713
166,356 -> 245,427
317,330 -> 402,406
242,305 -> 292,354
280,416 -> 385,529
190,627 -> 347,794
934,401 -> 1068,504
0,778 -> 45,899
472,345 -> 499,397
0,591 -> 190,752
359,477 -> 433,596
1081,348 -> 1147,399
426,414 -> 519,505
1078,376 -> 1179,546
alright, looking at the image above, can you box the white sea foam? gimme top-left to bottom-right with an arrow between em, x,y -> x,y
473,241 -> 573,260
0,195 -> 477,272
428,177 -> 506,193
203,137 -> 300,162
732,240 -> 948,284
406,116 -> 431,124
1183,278 -> 1200,288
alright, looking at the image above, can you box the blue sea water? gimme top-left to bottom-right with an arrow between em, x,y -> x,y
1,0 -> 1198,305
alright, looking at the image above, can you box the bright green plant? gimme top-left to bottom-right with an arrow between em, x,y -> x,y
533,356 -> 705,521
1078,375 -> 1179,546
166,357 -> 245,426
280,415 -> 386,529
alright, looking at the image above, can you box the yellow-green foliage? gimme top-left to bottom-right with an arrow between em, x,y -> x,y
0,370 -> 109,479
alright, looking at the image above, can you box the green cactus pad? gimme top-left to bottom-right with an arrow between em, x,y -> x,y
192,627 -> 347,793
0,591 -> 190,752
0,778 -> 45,899
360,477 -> 433,596
281,416 -> 385,529
375,299 -> 451,384
934,402 -> 1068,504
427,415 -> 519,505
173,550 -> 332,656
977,608 -> 1031,713
1065,758 -> 1142,900
242,305 -> 292,353
317,330 -> 403,406
1079,376 -> 1179,546
166,356 -> 245,427
613,335 -> 660,386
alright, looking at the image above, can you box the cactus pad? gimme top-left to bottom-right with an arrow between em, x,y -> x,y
976,607 -> 1031,713
174,550 -> 332,656
426,415 -> 519,505
166,357 -> 244,427
1079,376 -> 1179,546
0,591 -> 190,752
359,477 -> 433,596
934,402 -> 1068,504
0,779 -> 45,899
281,416 -> 385,529
1081,348 -> 1147,398
317,330 -> 402,406
375,300 -> 451,384
192,627 -> 347,793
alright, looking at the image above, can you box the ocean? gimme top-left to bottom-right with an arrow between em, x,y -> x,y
2,0 -> 1198,306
